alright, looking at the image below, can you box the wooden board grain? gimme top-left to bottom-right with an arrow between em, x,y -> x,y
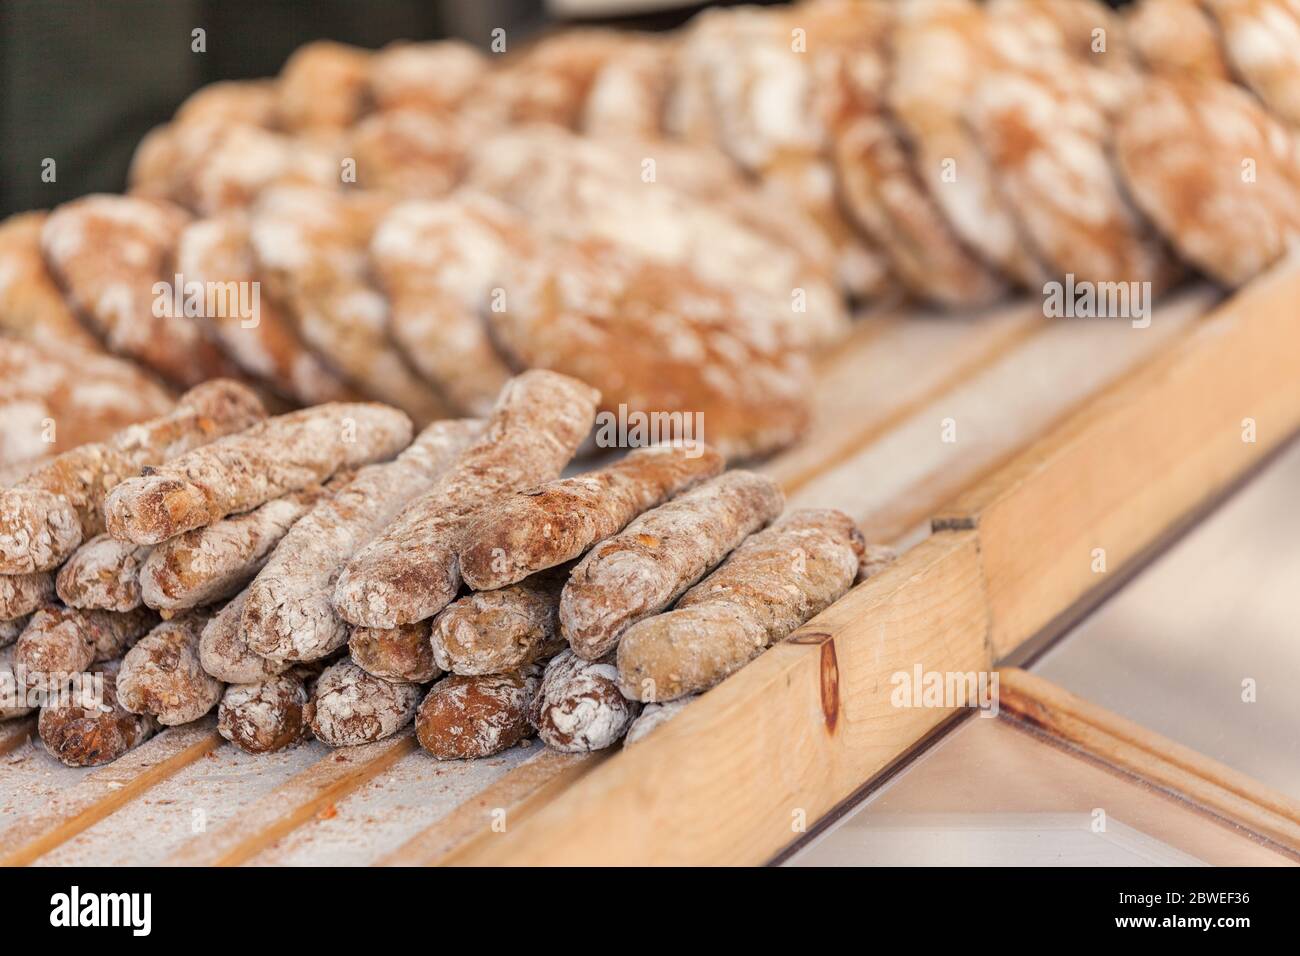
444,530 -> 991,865
934,260 -> 1300,659
999,668 -> 1300,855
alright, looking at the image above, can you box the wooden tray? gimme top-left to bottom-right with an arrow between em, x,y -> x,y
4,261 -> 1298,866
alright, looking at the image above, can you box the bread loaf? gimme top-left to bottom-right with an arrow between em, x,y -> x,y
561,471 -> 784,660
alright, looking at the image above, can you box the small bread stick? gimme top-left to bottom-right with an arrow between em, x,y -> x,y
530,649 -> 639,753
199,588 -> 289,684
416,667 -> 541,760
429,565 -> 568,676
0,378 -> 266,572
1,645 -> 35,719
140,485 -> 328,613
617,509 -> 863,702
38,660 -> 159,767
105,402 -> 413,545
55,534 -> 151,611
15,605 -> 158,693
1,613 -> 32,650
623,696 -> 695,746
0,571 -> 54,620
561,470 -> 784,661
308,658 -> 422,747
117,611 -> 222,725
349,622 -> 440,684
335,371 -> 600,628
217,665 -> 317,754
460,443 -> 725,591
243,419 -> 483,662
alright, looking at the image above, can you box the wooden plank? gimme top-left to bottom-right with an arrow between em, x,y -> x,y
764,304 -> 1044,495
998,668 -> 1300,854
164,731 -> 417,866
0,721 -> 221,867
446,530 -> 991,866
788,286 -> 1214,539
378,749 -> 609,866
934,261 -> 1300,659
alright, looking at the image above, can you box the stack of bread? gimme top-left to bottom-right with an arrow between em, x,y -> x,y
1,371 -> 888,766
6,0 -> 1300,473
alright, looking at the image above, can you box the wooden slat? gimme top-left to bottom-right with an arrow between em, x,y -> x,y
934,260 -> 1300,659
164,731 -> 417,866
998,668 -> 1300,854
378,749 -> 609,866
789,286 -> 1214,538
0,722 -> 221,867
445,530 -> 991,865
764,304 -> 1044,494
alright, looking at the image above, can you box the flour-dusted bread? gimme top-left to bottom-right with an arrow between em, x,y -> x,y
198,588 -> 289,684
561,471 -> 784,661
349,621 -> 440,684
617,509 -> 864,702
334,371 -> 598,629
55,535 -> 150,612
0,211 -> 103,353
14,605 -> 157,692
430,565 -> 568,676
104,402 -> 411,545
243,419 -> 481,662
1204,0 -> 1300,126
217,666 -> 317,754
460,443 -> 724,591
308,658 -> 421,747
491,237 -> 811,462
530,649 -> 639,752
117,611 -> 222,725
275,40 -> 372,132
1116,75 -> 1300,287
42,194 -> 240,386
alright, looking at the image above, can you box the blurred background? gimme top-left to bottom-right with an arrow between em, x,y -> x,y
0,0 -> 786,214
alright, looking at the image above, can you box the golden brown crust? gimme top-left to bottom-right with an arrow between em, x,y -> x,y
491,237 -> 811,462
0,379 -> 265,571
0,338 -> 174,467
38,661 -> 159,767
275,40 -> 373,132
348,621 -> 440,684
1205,0 -> 1300,126
104,402 -> 412,545
416,667 -> 541,760
334,371 -> 599,629
561,470 -> 784,661
429,565 -> 568,676
616,509 -> 863,702
1115,75 -> 1300,286
0,570 -> 55,620
368,40 -> 488,115
0,211 -> 103,353
1127,0 -> 1233,80
41,194 -> 240,386
460,444 -> 724,591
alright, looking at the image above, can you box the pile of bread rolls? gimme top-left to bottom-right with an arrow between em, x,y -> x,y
4,0 -> 1300,472
0,371 -> 890,766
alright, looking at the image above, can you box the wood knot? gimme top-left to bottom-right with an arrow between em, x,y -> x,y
819,640 -> 839,733
787,630 -> 833,645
